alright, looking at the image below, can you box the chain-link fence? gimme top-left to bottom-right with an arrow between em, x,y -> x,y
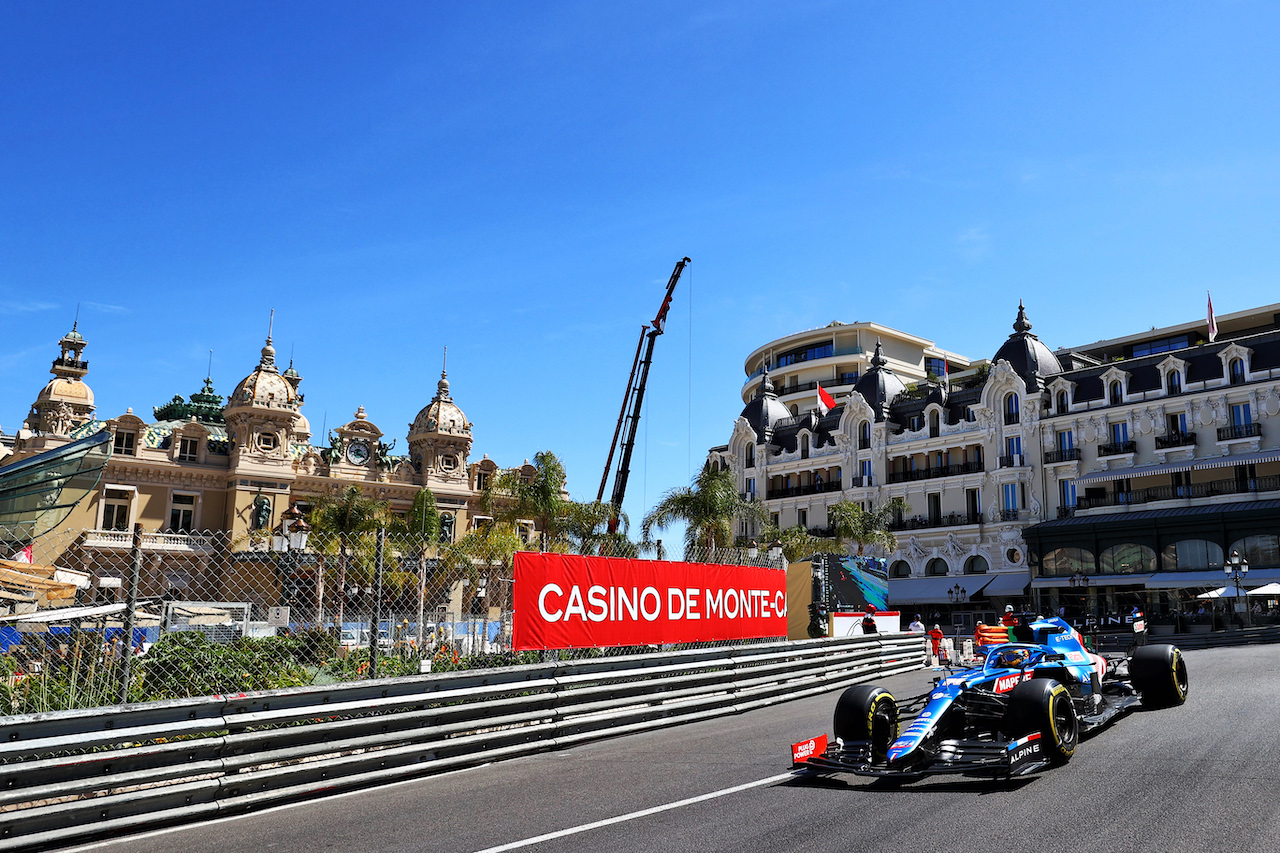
0,527 -> 784,714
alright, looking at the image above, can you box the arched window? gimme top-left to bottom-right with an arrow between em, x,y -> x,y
1229,358 -> 1246,385
1109,381 -> 1123,405
1160,539 -> 1223,571
1167,370 -> 1182,395
789,404 -> 799,416
800,435 -> 810,459
929,411 -> 940,437
1042,547 -> 1094,577
1100,543 -> 1156,574
1056,391 -> 1068,415
889,560 -> 911,578
926,558 -> 949,576
1003,393 -> 1020,425
745,444 -> 755,468
858,420 -> 871,450
1228,535 -> 1280,568
963,555 -> 989,574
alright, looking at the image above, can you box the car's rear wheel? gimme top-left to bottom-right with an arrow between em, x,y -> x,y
834,684 -> 898,762
1003,678 -> 1077,765
1130,643 -> 1188,709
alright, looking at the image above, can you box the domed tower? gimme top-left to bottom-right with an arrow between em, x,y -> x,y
991,301 -> 1062,391
407,365 -> 473,482
852,340 -> 906,422
223,333 -> 303,534
738,368 -> 791,443
25,322 -> 96,437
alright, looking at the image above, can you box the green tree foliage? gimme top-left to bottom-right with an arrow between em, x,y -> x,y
482,450 -> 571,551
308,485 -> 391,624
827,497 -> 909,556
759,523 -> 825,564
141,632 -> 309,700
642,464 -> 768,556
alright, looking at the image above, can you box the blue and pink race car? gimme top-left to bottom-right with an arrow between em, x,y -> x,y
793,615 -> 1188,780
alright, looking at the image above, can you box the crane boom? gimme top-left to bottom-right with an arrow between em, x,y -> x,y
605,257 -> 690,532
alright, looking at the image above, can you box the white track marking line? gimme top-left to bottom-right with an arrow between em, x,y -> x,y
59,763 -> 493,853
471,771 -> 801,853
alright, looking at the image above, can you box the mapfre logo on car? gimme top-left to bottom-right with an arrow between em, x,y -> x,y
993,673 -> 1030,693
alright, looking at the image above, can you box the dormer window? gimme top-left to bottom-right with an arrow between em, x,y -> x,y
1003,393 -> 1020,425
113,430 -> 136,456
1109,381 -> 1123,405
257,433 -> 278,451
1167,370 -> 1182,395
178,437 -> 199,462
858,421 -> 871,450
1229,358 -> 1246,385
745,444 -> 755,468
1056,390 -> 1069,415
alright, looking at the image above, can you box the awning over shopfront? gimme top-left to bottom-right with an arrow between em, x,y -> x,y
1070,450 -> 1280,486
1145,569 -> 1280,589
1031,574 -> 1154,589
971,571 -> 1031,598
888,575 -> 974,605
1073,461 -> 1197,486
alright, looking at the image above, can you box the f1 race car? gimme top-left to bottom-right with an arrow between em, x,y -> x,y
793,615 -> 1188,780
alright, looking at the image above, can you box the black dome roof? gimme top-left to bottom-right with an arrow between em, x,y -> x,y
740,369 -> 791,440
991,301 -> 1061,390
853,341 -> 906,421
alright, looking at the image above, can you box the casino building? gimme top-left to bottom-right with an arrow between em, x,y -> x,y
0,324 -> 544,610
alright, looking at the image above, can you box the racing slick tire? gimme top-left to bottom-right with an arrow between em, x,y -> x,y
1003,678 -> 1078,766
1130,643 -> 1188,709
833,684 -> 899,762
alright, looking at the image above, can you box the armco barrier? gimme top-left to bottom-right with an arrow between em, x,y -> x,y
0,633 -> 925,851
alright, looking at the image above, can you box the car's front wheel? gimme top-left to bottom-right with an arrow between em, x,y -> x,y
1003,678 -> 1078,765
834,684 -> 898,762
1130,643 -> 1188,709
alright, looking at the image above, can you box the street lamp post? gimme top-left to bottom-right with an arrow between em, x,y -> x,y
270,503 -> 310,626
1225,549 -> 1250,628
947,583 -> 967,603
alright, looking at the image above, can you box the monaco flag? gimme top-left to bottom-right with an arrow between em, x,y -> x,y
8,545 -> 32,564
1207,291 -> 1218,342
817,385 -> 837,415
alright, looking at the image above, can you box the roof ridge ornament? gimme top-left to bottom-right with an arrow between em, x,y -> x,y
1013,300 -> 1033,334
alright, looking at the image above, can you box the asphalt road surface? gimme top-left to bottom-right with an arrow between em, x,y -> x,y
65,645 -> 1280,853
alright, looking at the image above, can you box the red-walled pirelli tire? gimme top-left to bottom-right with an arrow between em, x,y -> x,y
834,684 -> 899,762
1004,678 -> 1078,766
1130,643 -> 1189,709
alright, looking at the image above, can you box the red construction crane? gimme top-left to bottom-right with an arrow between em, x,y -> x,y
598,257 -> 691,533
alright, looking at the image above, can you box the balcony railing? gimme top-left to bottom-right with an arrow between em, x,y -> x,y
998,454 -> 1025,468
1155,431 -> 1197,450
888,512 -> 984,532
765,480 -> 843,499
82,529 -> 218,554
1057,506 -> 1077,519
1076,474 -> 1280,509
1004,411 -> 1020,426
1098,440 -> 1136,457
53,357 -> 89,371
1044,448 -> 1081,464
846,475 -> 873,488
1217,422 -> 1262,441
999,508 -> 1022,522
885,460 -> 984,484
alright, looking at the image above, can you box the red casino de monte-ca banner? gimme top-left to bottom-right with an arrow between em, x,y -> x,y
512,552 -> 787,650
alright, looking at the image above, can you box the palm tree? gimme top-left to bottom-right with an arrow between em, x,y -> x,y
759,522 -> 824,564
483,450 -> 571,552
387,488 -> 441,648
308,486 -> 390,626
827,497 -> 909,557
642,464 -> 768,559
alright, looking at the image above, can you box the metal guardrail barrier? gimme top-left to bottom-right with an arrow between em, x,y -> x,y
0,633 -> 925,851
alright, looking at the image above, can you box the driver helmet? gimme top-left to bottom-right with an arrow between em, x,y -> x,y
1005,605 -> 1014,613
994,647 -> 1030,669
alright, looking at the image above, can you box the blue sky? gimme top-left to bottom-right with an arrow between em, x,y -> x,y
3,2 -> 1280,542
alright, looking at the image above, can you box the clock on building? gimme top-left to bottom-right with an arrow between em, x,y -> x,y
346,440 -> 370,465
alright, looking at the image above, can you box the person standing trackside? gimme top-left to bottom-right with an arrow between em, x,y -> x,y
927,623 -> 945,668
861,606 -> 878,635
1001,604 -> 1017,627
909,614 -> 925,633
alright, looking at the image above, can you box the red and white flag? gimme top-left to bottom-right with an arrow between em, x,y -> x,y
8,545 -> 32,564
1207,291 -> 1218,342
817,385 -> 837,416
